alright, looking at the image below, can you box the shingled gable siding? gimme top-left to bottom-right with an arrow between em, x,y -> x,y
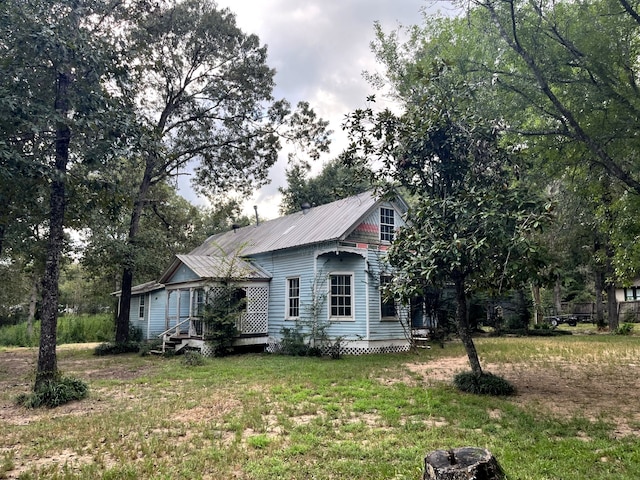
345,201 -> 405,246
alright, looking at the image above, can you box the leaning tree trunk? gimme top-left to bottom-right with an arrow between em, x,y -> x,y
36,71 -> 71,390
453,274 -> 482,376
115,158 -> 154,343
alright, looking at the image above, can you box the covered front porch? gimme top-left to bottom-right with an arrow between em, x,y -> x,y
158,282 -> 270,354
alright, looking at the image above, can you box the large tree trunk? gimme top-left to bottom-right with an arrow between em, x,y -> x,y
530,283 -> 542,325
607,283 -> 618,330
594,270 -> 606,329
115,159 -> 154,343
36,71 -> 70,390
453,274 -> 482,375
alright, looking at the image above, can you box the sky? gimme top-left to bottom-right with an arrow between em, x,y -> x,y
180,0 -> 455,220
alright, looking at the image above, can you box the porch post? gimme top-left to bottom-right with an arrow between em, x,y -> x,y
165,290 -> 171,330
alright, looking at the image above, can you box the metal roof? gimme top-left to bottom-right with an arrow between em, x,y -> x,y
158,254 -> 271,284
175,254 -> 271,280
190,190 -> 392,257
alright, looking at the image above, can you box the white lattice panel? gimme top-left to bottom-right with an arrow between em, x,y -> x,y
238,286 -> 269,334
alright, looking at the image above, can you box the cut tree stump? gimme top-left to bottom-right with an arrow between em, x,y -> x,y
424,447 -> 505,480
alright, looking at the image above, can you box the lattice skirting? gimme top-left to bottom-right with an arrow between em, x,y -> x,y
266,338 -> 410,356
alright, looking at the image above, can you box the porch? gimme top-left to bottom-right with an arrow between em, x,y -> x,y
159,283 -> 269,354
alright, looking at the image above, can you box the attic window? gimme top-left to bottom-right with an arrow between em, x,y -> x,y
380,207 -> 395,242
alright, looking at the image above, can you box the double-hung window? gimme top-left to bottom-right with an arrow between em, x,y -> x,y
138,295 -> 145,319
380,207 -> 395,242
287,277 -> 300,319
330,274 -> 353,320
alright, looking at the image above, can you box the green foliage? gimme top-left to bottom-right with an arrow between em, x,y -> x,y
93,341 -> 140,356
279,158 -> 372,215
0,314 -> 114,347
181,351 -> 206,366
453,371 -> 516,397
203,285 -> 242,357
16,375 -> 88,408
613,323 -> 634,336
278,327 -> 322,357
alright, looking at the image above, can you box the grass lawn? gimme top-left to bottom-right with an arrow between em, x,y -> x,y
1,335 -> 639,479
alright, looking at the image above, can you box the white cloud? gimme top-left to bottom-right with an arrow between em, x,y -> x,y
180,0 -> 452,220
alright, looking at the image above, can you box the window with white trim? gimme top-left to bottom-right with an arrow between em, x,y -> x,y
138,295 -> 145,319
380,275 -> 397,319
380,207 -> 395,242
330,273 -> 353,320
287,277 -> 300,318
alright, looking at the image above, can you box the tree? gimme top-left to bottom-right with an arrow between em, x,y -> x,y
371,0 -> 640,326
113,0 -> 330,343
279,158 -> 372,214
1,0 -> 132,390
344,67 -> 550,375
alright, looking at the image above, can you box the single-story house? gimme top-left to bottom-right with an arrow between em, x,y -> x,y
121,190 -> 415,355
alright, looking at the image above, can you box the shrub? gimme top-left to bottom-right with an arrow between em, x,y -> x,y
613,323 -> 634,336
182,351 -> 206,366
279,327 -> 310,356
16,376 -> 89,408
203,286 -> 243,357
453,371 -> 516,396
93,341 -> 140,356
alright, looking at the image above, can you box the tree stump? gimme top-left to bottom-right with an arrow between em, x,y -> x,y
424,447 -> 505,480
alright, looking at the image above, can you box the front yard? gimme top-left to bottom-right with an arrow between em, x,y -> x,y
1,335 -> 639,479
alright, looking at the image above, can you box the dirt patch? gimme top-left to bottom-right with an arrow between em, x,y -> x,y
406,355 -> 640,437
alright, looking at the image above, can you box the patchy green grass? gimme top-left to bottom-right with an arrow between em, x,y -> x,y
1,335 -> 640,479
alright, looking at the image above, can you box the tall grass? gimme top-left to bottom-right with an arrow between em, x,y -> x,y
0,314 -> 114,347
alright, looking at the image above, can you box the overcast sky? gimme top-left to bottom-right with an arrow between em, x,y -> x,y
181,0 -> 455,220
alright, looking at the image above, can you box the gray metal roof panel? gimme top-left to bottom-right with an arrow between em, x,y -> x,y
190,190 -> 381,256
175,254 -> 271,280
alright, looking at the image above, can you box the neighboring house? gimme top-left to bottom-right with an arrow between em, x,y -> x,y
119,191 -> 412,355
615,279 -> 640,323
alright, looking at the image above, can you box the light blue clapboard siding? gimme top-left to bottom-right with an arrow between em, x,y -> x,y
147,289 -> 167,338
167,264 -> 199,284
365,249 -> 407,341
252,247 -> 316,338
129,288 -> 167,340
253,244 -> 371,341
128,295 -> 146,334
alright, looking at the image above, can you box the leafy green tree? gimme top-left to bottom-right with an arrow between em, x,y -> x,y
372,0 -> 640,325
113,0 -> 330,343
344,68 -> 551,375
279,158 -> 372,214
0,0 -> 132,390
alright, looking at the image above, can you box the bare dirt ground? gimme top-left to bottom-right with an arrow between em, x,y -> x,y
1,343 -> 639,437
0,344 -> 158,427
405,355 -> 640,438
